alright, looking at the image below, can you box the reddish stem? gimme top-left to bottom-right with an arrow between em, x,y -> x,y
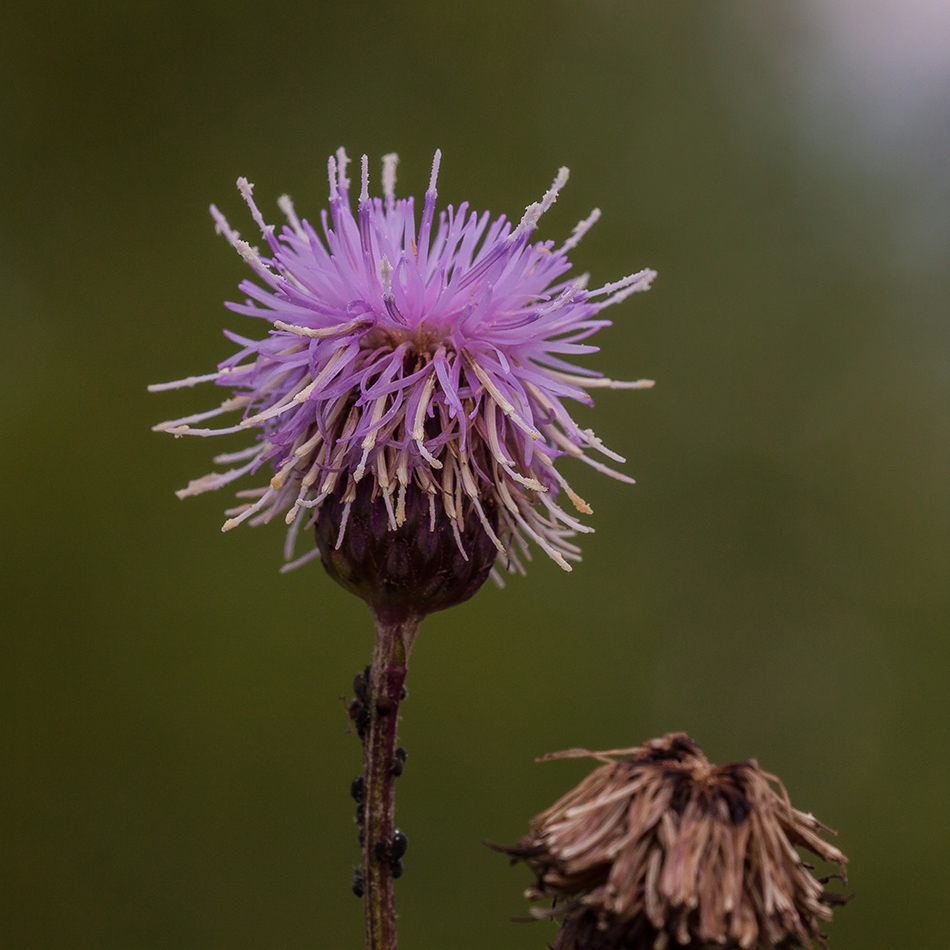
362,606 -> 419,950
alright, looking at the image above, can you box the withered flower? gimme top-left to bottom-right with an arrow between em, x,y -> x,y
498,733 -> 849,950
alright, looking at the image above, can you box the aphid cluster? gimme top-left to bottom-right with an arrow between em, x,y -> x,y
373,829 -> 409,879
347,669 -> 410,894
347,667 -> 372,740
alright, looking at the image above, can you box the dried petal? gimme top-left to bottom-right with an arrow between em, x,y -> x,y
498,733 -> 850,950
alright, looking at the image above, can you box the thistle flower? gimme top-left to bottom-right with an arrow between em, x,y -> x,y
499,733 -> 849,950
151,149 -> 654,609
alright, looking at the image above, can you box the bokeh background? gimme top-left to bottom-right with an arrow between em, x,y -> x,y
3,1 -> 949,947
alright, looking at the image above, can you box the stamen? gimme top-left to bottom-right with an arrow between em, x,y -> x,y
417,150 -> 442,265
213,444 -> 266,465
335,147 -> 350,195
233,487 -> 268,499
589,268 -> 657,303
292,347 -> 350,404
382,153 -> 399,205
222,488 -> 275,530
148,369 -> 231,392
457,453 -> 506,554
359,154 -> 369,205
509,471 -> 546,492
374,442 -> 392,491
440,458 -> 458,522
273,316 -> 370,339
296,491 -> 328,511
237,178 -> 275,243
580,428 -> 625,464
152,396 -> 251,432
578,452 -> 637,484
558,208 -> 601,255
467,357 -> 541,441
479,403 -> 546,489
380,256 -> 393,297
286,431 -> 324,470
162,421 -> 254,438
279,545 -> 323,573
482,400 -> 515,466
512,166 -> 570,239
396,481 -> 407,526
507,525 -> 531,571
410,371 -> 443,468
174,451 -> 265,499
238,374 -> 311,428
511,508 -> 572,572
283,503 -> 304,558
538,492 -> 594,533
354,396 -> 388,482
449,512 -> 468,560
395,451 -> 410,526
539,458 -> 592,515
327,154 -> 338,201
550,371 -> 656,392
491,464 -> 523,516
535,279 -> 583,317
269,451 -> 302,491
277,195 -> 304,238
382,483 -> 398,532
428,149 -> 442,195
334,500 -> 353,549
210,205 -> 275,282
164,364 -> 299,434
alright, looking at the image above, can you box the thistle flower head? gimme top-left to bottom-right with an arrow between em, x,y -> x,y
499,733 -> 849,950
151,149 -> 654,604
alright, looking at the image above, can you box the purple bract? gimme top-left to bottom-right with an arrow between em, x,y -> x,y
151,149 -> 655,580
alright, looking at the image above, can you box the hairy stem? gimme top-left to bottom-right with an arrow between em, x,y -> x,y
362,606 -> 419,950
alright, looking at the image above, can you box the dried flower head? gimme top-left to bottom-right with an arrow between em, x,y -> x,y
498,733 -> 849,950
150,149 -> 654,606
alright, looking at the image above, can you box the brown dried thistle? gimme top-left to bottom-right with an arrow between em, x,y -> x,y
495,733 -> 849,950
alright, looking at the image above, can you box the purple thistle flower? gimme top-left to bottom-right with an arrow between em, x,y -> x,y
151,149 -> 655,587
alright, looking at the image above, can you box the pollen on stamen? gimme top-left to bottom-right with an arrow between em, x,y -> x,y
382,153 -> 399,203
513,166 -> 570,240
559,208 -> 602,255
427,149 -> 442,196
359,154 -> 370,205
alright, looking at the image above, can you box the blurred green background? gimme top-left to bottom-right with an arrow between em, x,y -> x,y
3,1 -> 948,947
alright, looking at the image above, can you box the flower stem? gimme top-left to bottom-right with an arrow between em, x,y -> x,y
362,606 -> 419,950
